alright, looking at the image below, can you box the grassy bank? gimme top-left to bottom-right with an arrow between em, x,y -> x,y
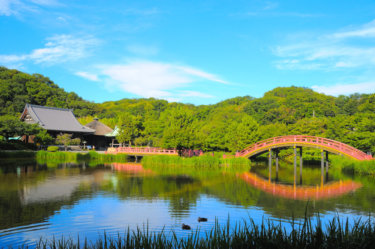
142,155 -> 251,170
330,156 -> 375,175
14,216 -> 375,249
36,151 -> 129,166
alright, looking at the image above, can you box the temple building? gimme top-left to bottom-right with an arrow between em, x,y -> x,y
20,104 -> 114,150
84,118 -> 114,150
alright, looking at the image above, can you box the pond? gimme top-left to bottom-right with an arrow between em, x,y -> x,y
0,159 -> 374,247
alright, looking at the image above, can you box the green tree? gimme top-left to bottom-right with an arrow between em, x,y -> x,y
0,115 -> 27,141
33,129 -> 54,147
161,107 -> 194,152
55,133 -> 79,151
226,115 -> 259,152
116,115 -> 142,146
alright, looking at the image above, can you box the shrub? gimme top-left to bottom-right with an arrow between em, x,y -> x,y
47,146 -> 59,152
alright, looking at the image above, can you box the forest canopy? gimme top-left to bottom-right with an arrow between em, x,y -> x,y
1,66 -> 374,153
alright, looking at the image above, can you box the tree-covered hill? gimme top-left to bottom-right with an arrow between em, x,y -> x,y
0,66 -> 374,153
0,67 -> 97,117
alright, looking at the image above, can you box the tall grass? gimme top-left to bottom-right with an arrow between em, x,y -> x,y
16,216 -> 375,249
36,151 -> 129,166
142,155 -> 251,171
330,155 -> 375,175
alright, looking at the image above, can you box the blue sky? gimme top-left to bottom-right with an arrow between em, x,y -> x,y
1,0 -> 375,104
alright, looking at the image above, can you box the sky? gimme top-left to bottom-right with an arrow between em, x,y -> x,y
1,0 -> 375,105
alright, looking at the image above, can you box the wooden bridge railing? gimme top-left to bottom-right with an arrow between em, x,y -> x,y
107,147 -> 178,155
236,135 -> 373,160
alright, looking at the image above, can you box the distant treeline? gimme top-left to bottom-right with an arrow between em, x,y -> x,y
1,66 -> 374,153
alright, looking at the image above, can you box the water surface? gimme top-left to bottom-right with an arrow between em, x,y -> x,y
0,159 -> 373,247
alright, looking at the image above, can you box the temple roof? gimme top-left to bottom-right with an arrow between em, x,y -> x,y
85,118 -> 113,136
21,104 -> 94,133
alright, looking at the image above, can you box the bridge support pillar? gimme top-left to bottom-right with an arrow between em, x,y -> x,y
325,151 -> 329,181
321,150 -> 325,183
268,149 -> 272,182
294,146 -> 297,185
299,147 -> 303,184
275,150 -> 279,182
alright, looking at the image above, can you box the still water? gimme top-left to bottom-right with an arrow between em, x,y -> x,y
0,159 -> 374,247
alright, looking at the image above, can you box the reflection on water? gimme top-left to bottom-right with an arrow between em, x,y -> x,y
0,160 -> 373,247
241,172 -> 361,200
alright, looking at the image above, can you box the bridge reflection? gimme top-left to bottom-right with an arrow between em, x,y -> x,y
111,163 -> 153,174
240,172 -> 362,200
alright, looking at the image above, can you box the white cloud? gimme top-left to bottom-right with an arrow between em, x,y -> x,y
274,19 -> 375,70
312,82 -> 375,96
176,66 -> 229,84
93,61 -> 226,100
0,34 -> 100,65
332,20 -> 375,39
0,0 -> 29,16
0,0 -> 59,16
75,71 -> 99,81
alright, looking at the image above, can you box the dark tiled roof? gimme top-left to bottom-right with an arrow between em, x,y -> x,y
85,119 -> 113,136
22,104 -> 94,133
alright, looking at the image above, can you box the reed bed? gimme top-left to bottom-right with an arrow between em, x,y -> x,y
36,151 -> 129,166
9,216 -> 375,249
142,155 -> 251,170
330,156 -> 375,175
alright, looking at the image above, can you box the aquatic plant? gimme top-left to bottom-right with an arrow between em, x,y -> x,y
36,151 -> 129,166
16,216 -> 375,249
330,155 -> 375,175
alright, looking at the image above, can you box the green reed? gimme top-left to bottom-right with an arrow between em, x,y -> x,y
10,216 -> 375,249
36,151 -> 129,166
330,155 -> 375,175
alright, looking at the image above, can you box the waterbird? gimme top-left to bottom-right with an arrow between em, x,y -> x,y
182,224 -> 191,230
198,217 -> 208,222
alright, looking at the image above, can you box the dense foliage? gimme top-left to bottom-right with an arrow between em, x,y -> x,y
0,67 -> 374,154
95,88 -> 375,154
0,67 -> 97,117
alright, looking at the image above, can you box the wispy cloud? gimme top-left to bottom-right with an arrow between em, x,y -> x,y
332,20 -> 375,39
0,0 -> 32,16
274,19 -> 375,70
0,34 -> 100,66
77,60 -> 227,101
75,71 -> 99,81
0,0 -> 60,16
312,82 -> 375,96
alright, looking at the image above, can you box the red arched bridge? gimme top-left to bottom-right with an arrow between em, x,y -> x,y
236,135 -> 373,161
